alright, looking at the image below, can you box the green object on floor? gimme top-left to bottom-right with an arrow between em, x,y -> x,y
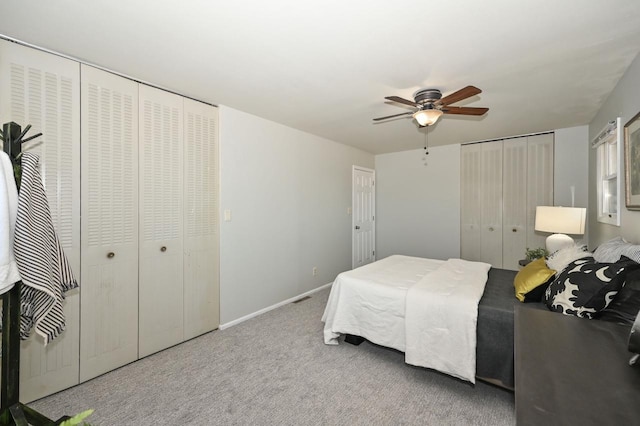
59,409 -> 94,426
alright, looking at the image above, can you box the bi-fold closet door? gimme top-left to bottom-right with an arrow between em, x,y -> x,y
138,86 -> 221,355
79,65 -> 140,382
0,39 -> 81,403
460,140 -> 503,267
182,99 -> 220,340
80,66 -> 220,380
0,40 -> 220,398
137,85 -> 185,358
502,139 -> 527,270
460,134 -> 553,271
138,87 -> 220,354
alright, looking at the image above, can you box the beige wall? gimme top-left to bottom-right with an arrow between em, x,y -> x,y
588,52 -> 640,247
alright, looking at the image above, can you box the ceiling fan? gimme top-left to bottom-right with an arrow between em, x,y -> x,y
373,85 -> 489,127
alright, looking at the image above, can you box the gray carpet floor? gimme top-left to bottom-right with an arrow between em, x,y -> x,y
30,287 -> 515,425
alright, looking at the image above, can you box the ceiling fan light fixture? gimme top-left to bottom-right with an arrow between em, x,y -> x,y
413,109 -> 443,126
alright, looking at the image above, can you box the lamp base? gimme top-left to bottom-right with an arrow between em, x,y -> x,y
546,233 -> 575,254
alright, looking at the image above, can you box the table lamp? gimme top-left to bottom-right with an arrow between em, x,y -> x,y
534,206 -> 587,254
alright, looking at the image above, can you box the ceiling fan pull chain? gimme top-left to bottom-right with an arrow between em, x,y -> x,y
425,126 -> 430,155
422,126 -> 429,166
424,128 -> 427,151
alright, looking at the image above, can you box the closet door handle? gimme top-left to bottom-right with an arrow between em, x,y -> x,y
512,228 -> 517,232
489,227 -> 494,231
160,246 -> 167,252
107,252 -> 115,259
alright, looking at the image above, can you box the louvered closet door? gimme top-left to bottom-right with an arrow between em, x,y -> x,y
80,65 -> 139,381
480,141 -> 503,268
502,139 -> 528,271
526,134 -> 554,251
138,85 -> 184,358
183,99 -> 219,339
460,143 -> 482,261
0,39 -> 80,402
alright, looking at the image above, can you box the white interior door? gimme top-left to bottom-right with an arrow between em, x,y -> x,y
352,166 -> 375,269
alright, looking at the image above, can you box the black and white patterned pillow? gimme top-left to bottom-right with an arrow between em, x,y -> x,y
597,268 -> 640,325
544,257 -> 640,319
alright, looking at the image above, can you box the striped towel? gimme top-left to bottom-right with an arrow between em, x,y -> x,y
14,152 -> 78,345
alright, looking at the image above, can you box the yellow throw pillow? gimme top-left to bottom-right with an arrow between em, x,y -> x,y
514,258 -> 556,302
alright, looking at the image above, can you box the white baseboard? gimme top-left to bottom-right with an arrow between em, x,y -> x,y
219,282 -> 332,330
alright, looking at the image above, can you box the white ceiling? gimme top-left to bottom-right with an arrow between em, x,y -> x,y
1,0 -> 640,154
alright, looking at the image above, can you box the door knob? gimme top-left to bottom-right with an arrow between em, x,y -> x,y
107,252 -> 115,259
160,246 -> 167,252
355,226 -> 360,230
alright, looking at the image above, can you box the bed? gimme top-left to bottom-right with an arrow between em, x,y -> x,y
323,242 -> 640,390
322,255 -> 543,389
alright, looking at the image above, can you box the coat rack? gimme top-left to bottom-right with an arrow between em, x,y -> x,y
1,122 -> 68,426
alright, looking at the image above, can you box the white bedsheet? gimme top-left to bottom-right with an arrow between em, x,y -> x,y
321,255 -> 490,383
322,255 -> 443,351
404,258 -> 491,383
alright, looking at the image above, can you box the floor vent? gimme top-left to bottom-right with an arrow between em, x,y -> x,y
292,296 -> 311,304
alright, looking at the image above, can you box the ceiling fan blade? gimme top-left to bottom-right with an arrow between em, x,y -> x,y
437,86 -> 482,106
385,96 -> 418,107
441,106 -> 489,116
373,111 -> 414,121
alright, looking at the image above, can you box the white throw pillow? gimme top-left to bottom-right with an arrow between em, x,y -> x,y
546,244 -> 593,274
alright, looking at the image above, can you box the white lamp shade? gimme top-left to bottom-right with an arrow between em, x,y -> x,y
534,206 -> 586,235
413,109 -> 443,126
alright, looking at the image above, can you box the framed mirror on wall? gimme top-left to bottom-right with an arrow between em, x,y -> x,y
625,111 -> 640,210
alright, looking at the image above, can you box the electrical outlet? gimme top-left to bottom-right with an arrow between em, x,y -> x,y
312,267 -> 318,276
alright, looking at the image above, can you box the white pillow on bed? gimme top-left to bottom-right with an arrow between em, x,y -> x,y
546,244 -> 592,274
594,237 -> 640,263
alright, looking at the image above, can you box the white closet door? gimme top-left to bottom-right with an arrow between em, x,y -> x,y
527,133 -> 554,251
460,144 -> 482,261
138,85 -> 184,357
480,141 -> 503,268
502,138 -> 528,270
183,99 -> 219,339
0,39 -> 80,403
80,65 -> 139,381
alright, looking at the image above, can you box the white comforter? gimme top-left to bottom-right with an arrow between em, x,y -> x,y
321,255 -> 491,383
